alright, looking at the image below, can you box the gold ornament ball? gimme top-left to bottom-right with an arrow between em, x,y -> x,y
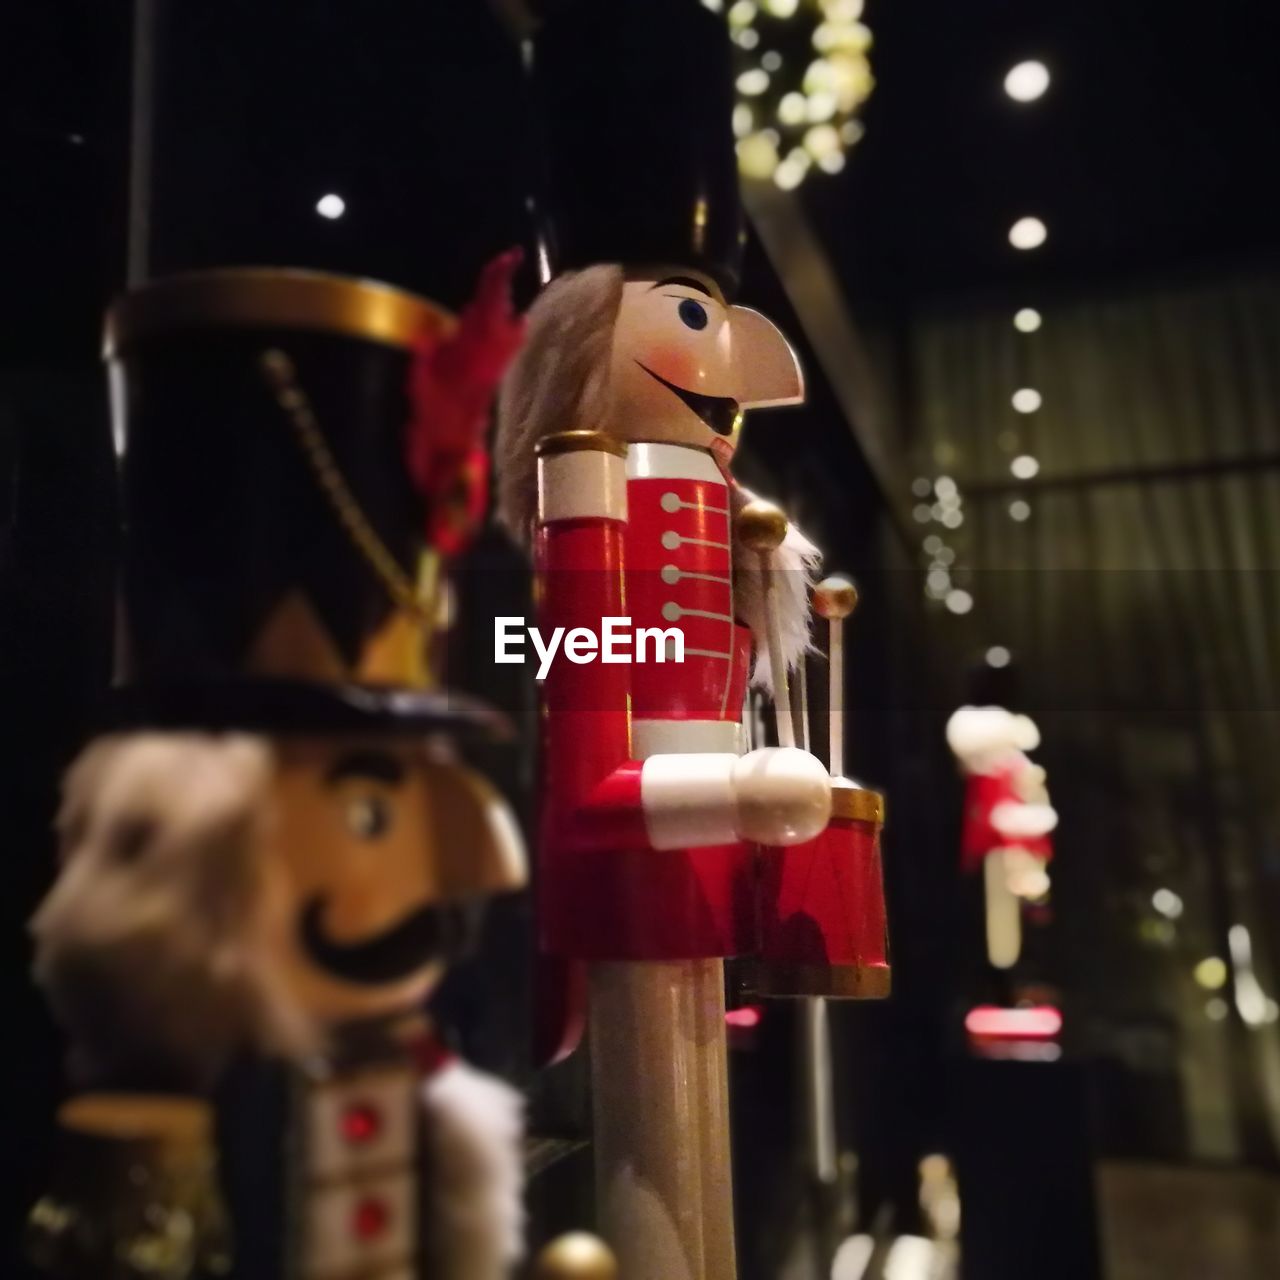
532,1233 -> 618,1280
814,575 -> 858,619
736,500 -> 788,552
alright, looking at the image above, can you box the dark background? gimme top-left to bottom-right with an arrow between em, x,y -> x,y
5,1 -> 1280,1276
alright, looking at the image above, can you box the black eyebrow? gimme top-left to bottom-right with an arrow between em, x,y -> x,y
325,751 -> 406,787
650,276 -> 713,296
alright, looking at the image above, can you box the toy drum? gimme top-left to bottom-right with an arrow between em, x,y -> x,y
749,779 -> 890,998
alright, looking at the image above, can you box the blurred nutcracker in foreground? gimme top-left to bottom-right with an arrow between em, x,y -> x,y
947,693 -> 1057,971
28,258 -> 531,1279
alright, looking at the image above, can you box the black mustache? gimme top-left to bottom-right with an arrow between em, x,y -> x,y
300,897 -> 483,986
638,362 -> 740,436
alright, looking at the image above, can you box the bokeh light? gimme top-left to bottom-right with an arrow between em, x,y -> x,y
1004,60 -> 1050,103
1009,217 -> 1048,250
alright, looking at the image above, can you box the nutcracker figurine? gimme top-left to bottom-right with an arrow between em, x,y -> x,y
947,698 -> 1056,971
495,3 -> 835,1273
28,258 -> 532,1279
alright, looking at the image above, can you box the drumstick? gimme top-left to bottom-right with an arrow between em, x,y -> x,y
814,576 -> 858,779
736,516 -> 844,1201
737,500 -> 795,748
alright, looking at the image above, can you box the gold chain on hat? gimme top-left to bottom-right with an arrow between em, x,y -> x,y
258,349 -> 438,628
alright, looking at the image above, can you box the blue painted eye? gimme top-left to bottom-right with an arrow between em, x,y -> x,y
678,298 -> 708,330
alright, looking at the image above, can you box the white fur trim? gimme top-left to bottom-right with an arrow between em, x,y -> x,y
729,482 -> 821,692
31,733 -> 319,1087
421,1061 -> 525,1279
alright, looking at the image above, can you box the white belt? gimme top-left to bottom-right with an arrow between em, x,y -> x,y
633,718 -> 742,760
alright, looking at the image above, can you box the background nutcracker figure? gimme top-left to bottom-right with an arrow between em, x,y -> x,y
946,653 -> 1057,973
496,2 -> 837,1274
27,257 -> 533,1279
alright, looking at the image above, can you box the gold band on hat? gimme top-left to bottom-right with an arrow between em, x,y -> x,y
104,267 -> 454,356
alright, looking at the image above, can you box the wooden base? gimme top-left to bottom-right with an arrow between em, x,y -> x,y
588,960 -> 737,1280
744,961 -> 892,1000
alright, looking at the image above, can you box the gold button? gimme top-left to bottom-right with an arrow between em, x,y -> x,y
531,1232 -> 619,1280
735,500 -> 788,552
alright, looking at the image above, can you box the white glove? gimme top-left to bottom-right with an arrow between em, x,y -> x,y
991,799 -> 1058,840
640,747 -> 831,850
733,747 -> 832,846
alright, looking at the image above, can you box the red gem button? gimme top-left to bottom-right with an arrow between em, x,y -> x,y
340,1102 -> 382,1145
352,1196 -> 390,1241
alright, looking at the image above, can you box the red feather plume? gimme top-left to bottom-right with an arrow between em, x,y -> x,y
405,247 -> 526,555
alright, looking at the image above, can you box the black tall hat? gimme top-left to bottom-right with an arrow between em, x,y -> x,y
104,269 -> 506,738
531,0 -> 745,295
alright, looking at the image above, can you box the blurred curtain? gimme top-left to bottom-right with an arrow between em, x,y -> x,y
908,268 -> 1280,1167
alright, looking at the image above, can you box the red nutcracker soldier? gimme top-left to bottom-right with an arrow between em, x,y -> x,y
499,276 -> 829,1279
495,3 -> 832,1273
947,702 -> 1057,970
27,259 -> 534,1280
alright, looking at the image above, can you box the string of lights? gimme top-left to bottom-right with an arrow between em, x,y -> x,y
702,0 -> 875,189
916,54 -> 1052,614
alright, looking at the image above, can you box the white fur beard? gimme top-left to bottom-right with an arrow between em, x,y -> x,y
421,1061 -> 525,1280
32,733 -> 322,1086
728,482 -> 821,692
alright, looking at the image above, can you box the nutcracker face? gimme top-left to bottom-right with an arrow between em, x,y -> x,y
609,273 -> 803,464
265,737 -> 525,1027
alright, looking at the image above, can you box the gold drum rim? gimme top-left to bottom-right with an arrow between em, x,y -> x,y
831,780 -> 886,825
